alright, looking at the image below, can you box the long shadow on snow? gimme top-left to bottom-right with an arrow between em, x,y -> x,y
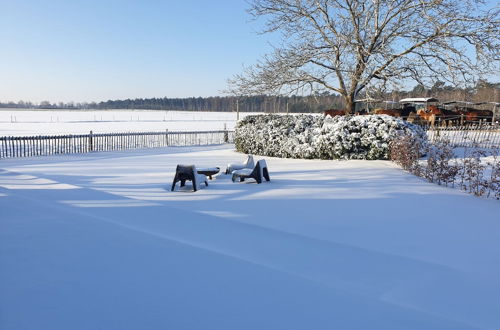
1,166 -> 499,329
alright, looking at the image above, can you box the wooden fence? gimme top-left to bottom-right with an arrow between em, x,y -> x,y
0,130 -> 234,159
3,126 -> 498,159
426,124 -> 500,148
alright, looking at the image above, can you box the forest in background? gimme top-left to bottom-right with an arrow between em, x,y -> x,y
1,80 -> 498,113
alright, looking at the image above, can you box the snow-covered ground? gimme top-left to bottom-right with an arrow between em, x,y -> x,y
0,109 -> 264,136
1,144 -> 499,329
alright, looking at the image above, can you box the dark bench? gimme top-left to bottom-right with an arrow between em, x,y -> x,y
171,165 -> 208,192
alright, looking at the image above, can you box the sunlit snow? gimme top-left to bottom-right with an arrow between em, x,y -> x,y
1,144 -> 499,330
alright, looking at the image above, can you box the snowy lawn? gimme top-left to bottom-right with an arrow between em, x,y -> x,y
1,144 -> 499,330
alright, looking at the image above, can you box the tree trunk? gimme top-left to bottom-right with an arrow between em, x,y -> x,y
344,95 -> 355,114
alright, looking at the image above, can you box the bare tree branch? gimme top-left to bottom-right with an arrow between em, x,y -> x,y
227,0 -> 500,112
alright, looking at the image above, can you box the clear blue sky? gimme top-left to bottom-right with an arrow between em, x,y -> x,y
2,1 -> 497,104
0,0 -> 274,103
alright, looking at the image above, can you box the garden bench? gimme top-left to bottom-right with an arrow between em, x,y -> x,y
171,165 -> 208,192
225,154 -> 254,174
231,159 -> 270,184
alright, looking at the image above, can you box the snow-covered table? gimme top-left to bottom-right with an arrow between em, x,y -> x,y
197,167 -> 220,179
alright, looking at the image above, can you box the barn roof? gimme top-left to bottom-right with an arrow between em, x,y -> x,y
399,97 -> 439,103
442,101 -> 496,106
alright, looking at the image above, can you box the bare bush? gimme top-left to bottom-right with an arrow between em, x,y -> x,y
389,135 -> 422,175
390,137 -> 500,199
486,148 -> 500,199
459,145 -> 493,197
424,139 -> 459,187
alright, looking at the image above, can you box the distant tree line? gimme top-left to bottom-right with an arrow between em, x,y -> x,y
0,95 -> 345,113
1,80 -> 498,112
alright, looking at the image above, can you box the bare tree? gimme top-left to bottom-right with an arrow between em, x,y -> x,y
228,0 -> 500,113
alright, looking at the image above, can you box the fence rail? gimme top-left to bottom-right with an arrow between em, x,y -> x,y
0,130 -> 234,159
426,124 -> 500,148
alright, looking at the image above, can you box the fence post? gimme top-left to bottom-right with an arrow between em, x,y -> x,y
236,99 -> 240,121
223,123 -> 228,143
89,130 -> 94,152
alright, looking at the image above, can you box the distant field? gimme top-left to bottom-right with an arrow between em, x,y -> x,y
0,109 -> 264,136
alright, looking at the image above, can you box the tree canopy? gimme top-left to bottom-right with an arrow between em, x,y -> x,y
228,0 -> 500,112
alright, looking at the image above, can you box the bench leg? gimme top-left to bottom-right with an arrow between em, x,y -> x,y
263,167 -> 270,181
171,173 -> 179,191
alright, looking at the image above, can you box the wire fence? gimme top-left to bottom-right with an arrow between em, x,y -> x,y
0,130 -> 234,159
425,124 -> 500,148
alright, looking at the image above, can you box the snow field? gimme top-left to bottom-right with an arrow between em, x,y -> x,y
1,144 -> 499,329
0,109 -> 264,136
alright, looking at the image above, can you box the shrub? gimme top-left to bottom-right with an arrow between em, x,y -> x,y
390,136 -> 500,199
235,114 -> 426,160
389,134 -> 423,175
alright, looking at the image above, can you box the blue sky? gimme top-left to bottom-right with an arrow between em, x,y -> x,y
0,0 -> 274,103
1,1 -> 497,103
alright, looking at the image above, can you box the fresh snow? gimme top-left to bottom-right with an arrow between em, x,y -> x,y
1,144 -> 499,330
0,109 -> 263,136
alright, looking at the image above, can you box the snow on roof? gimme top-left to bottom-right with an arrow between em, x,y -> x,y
399,97 -> 439,103
353,98 -> 382,103
442,101 -> 495,106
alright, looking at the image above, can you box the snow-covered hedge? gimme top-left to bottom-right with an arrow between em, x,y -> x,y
235,114 -> 426,160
